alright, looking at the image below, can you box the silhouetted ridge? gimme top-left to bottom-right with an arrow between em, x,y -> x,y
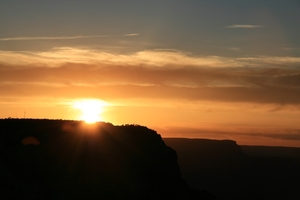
164,138 -> 300,200
164,138 -> 245,160
0,119 -> 215,199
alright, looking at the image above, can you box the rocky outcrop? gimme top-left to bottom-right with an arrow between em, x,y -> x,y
0,119 -> 215,199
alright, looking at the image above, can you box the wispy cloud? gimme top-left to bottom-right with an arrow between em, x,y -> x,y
1,47 -> 300,68
0,34 -> 139,41
0,35 -> 108,41
0,48 -> 243,67
225,24 -> 264,29
123,33 -> 140,37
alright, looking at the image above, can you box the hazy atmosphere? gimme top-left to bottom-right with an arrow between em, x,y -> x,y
1,0 -> 300,147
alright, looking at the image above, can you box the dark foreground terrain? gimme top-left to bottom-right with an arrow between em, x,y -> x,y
2,119 -> 299,200
164,138 -> 300,200
0,119 -> 215,200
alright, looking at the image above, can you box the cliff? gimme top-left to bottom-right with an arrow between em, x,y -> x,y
0,119 -> 215,199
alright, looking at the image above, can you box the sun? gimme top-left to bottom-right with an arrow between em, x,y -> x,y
73,99 -> 107,123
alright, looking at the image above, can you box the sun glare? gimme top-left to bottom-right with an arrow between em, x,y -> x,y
73,99 -> 107,123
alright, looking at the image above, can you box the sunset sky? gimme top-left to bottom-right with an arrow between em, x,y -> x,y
1,0 -> 300,147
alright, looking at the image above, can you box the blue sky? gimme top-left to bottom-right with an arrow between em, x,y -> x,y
1,0 -> 300,56
1,1 -> 300,146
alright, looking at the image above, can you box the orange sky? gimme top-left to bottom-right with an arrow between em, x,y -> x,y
1,48 -> 300,147
1,1 -> 300,147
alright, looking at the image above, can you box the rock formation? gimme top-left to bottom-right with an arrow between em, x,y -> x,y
0,119 -> 215,199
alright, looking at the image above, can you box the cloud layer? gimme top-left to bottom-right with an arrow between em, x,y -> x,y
1,48 -> 300,105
